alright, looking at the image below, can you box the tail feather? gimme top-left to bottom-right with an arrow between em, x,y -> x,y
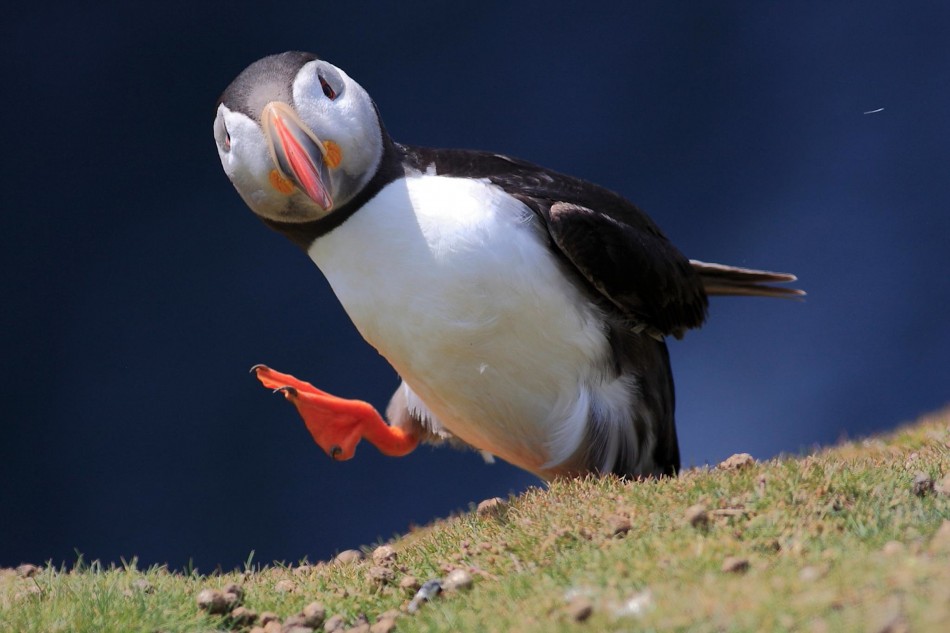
690,260 -> 805,299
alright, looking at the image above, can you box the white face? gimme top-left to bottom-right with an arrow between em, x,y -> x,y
214,58 -> 384,223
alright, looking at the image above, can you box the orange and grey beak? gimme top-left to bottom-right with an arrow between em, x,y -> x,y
261,101 -> 333,210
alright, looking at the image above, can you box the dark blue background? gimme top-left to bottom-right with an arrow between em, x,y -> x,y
2,2 -> 948,571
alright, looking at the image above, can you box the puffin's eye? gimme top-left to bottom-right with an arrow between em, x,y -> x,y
215,113 -> 231,152
319,76 -> 337,100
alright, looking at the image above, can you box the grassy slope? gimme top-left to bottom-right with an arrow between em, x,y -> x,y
2,408 -> 948,633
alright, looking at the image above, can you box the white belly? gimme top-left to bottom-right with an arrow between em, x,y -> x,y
308,175 -> 613,473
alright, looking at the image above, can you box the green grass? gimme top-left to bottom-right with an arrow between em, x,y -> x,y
3,408 -> 949,632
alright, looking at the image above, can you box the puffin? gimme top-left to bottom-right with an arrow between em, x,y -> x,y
213,51 -> 802,480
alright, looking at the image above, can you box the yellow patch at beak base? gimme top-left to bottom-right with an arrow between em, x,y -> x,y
269,169 -> 296,195
323,140 -> 343,169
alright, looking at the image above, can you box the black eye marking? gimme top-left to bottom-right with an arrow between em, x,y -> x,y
319,75 -> 337,100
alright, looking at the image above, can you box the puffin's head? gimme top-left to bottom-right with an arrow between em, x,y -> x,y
214,52 -> 383,223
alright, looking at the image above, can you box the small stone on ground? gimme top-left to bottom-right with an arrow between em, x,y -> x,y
368,566 -> 395,584
370,618 -> 397,633
566,596 -> 594,622
230,606 -> 257,626
798,566 -> 823,582
131,578 -> 154,593
685,504 -> 708,528
259,611 -> 280,625
928,520 -> 950,552
196,589 -> 230,614
718,453 -> 755,470
300,602 -> 326,627
442,568 -> 473,591
323,613 -> 345,631
399,575 -> 420,592
222,582 -> 244,600
476,497 -> 507,518
721,556 -> 750,573
372,545 -> 397,566
912,471 -> 934,497
334,550 -> 363,565
275,579 -> 296,593
609,515 -> 632,537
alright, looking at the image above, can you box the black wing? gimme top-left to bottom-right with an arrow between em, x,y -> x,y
400,145 -> 708,338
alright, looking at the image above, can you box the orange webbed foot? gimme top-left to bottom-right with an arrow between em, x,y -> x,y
251,364 -> 419,460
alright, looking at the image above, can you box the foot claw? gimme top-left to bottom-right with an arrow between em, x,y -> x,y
249,363 -> 270,374
329,445 -> 343,460
273,386 -> 298,397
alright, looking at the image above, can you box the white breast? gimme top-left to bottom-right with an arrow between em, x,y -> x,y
308,175 -> 619,474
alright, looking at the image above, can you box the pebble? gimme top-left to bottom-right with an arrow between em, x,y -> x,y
718,453 -> 755,471
685,504 -> 708,528
399,575 -> 421,592
798,566 -> 823,582
301,602 -> 327,627
935,473 -> 950,496
566,596 -> 594,622
323,614 -> 345,632
262,621 -> 282,633
871,596 -> 908,633
283,614 -> 316,630
259,611 -> 280,625
222,582 -> 244,601
14,584 -> 42,601
881,540 -> 905,556
912,471 -> 934,497
275,579 -> 297,593
283,626 -> 314,633
230,606 -> 258,626
196,589 -> 230,614
372,545 -> 397,566
334,549 -> 364,565
15,564 -> 40,578
928,520 -> 950,553
721,556 -> 750,574
131,578 -> 154,593
370,618 -> 397,633
476,497 -> 507,518
608,515 -> 632,537
368,566 -> 395,584
442,568 -> 473,591
344,624 -> 370,633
